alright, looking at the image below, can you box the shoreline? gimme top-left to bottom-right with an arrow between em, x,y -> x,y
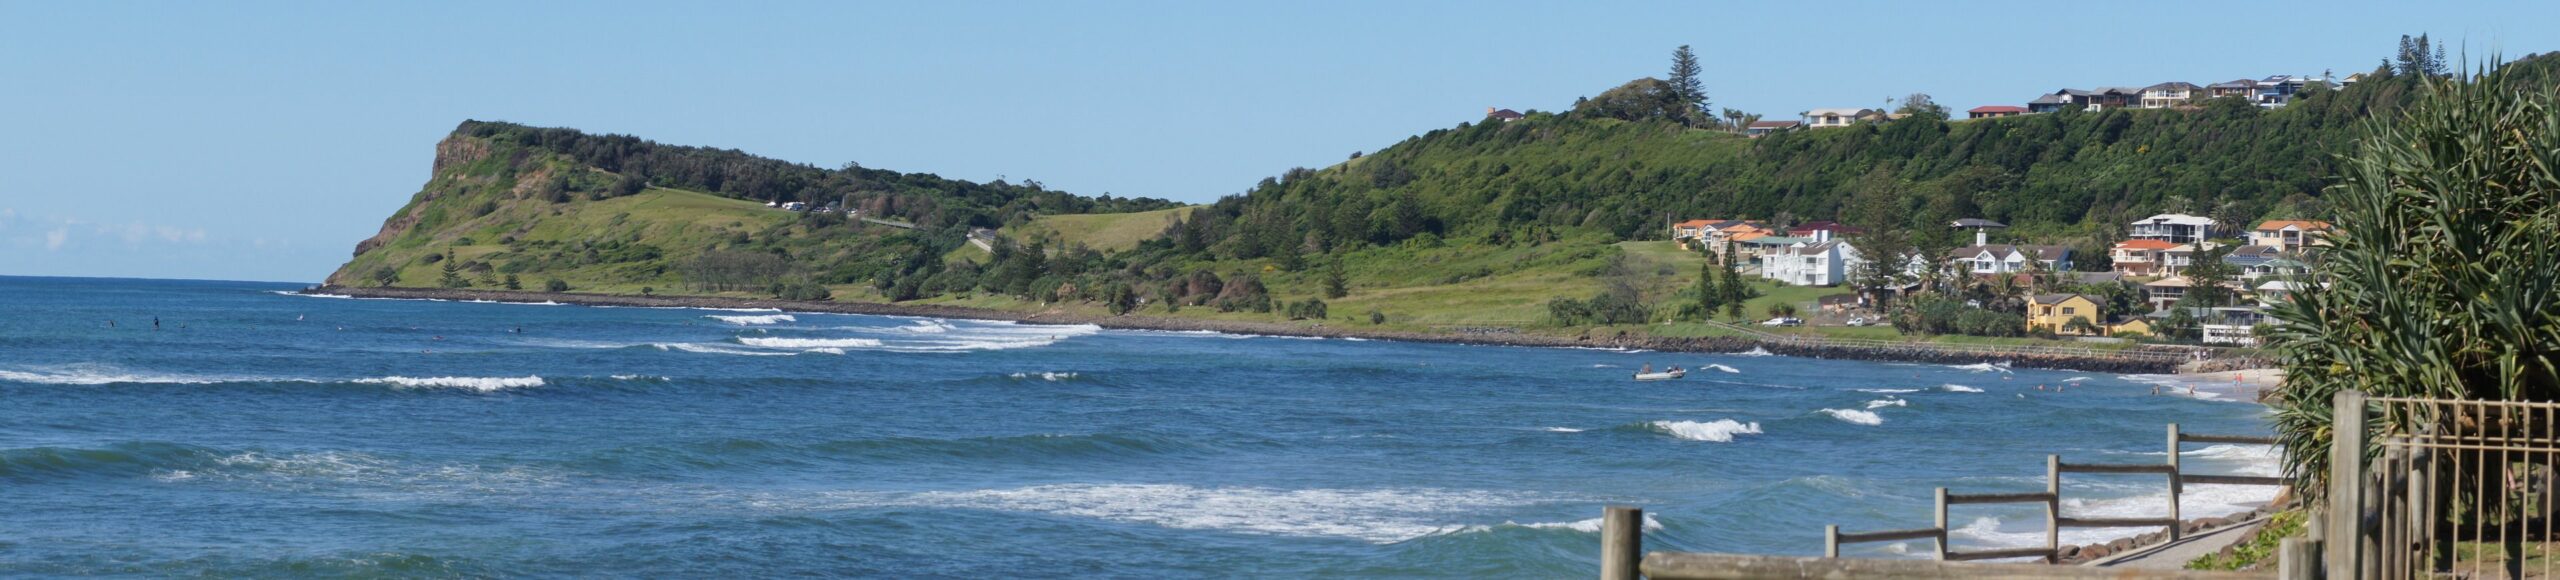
305,285 -> 2205,374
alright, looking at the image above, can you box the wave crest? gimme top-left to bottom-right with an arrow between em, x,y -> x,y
1649,419 -> 1763,442
1818,409 -> 1884,425
351,376 -> 543,392
706,314 -> 796,325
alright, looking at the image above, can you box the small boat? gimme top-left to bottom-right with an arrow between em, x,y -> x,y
1633,369 -> 1687,381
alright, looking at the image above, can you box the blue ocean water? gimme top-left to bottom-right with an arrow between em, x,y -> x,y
0,276 -> 2278,577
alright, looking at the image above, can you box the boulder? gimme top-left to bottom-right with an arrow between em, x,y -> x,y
2083,545 -> 2111,559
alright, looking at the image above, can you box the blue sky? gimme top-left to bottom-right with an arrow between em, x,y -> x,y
2,1 -> 2552,282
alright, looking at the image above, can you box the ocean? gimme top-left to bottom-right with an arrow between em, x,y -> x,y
0,276 -> 2278,577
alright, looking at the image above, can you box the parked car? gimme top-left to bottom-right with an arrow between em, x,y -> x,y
1845,317 -> 1871,326
1761,317 -> 1803,327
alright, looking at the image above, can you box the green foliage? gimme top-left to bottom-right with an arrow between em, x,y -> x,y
437,252 -> 470,288
370,266 -> 400,288
1547,291 -> 1650,326
544,279 -> 570,292
1891,295 -> 2026,337
1668,45 -> 1709,121
1368,308 -> 1386,325
1322,256 -> 1349,298
2186,510 -> 2305,571
503,273 -> 521,290
2268,60 -> 2560,501
771,281 -> 832,301
1283,298 -> 1328,320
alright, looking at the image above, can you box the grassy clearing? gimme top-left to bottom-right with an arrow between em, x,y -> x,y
1004,206 -> 1199,252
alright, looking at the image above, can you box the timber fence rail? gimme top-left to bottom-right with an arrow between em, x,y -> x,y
1821,423 -> 2283,564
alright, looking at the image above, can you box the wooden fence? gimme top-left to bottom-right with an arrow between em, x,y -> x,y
1822,423 -> 2285,563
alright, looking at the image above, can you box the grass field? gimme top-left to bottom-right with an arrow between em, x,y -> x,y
1003,206 -> 1199,252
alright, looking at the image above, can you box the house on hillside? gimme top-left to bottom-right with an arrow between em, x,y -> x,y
1968,105 -> 2028,119
1745,120 -> 1802,137
2027,93 -> 2075,114
2201,306 -> 2270,346
2255,75 -> 2326,107
1949,244 -> 2073,275
2130,213 -> 2217,244
1761,235 -> 1862,287
2140,82 -> 2201,108
2207,79 -> 2258,99
2158,242 -> 2223,277
2249,220 -> 2333,252
1486,108 -> 1525,122
1670,219 -> 1717,245
1804,108 -> 1884,128
1786,221 -> 1865,238
1705,221 -> 1774,251
2026,294 -> 2104,336
2109,239 -> 2179,276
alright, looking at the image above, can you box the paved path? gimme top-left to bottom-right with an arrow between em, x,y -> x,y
2091,518 -> 2266,569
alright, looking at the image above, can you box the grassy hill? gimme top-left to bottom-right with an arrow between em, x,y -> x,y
1006,206 -> 1199,253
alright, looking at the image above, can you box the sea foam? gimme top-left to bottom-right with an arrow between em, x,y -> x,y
1818,409 -> 1885,425
351,376 -> 543,392
1939,384 -> 1984,393
706,314 -> 796,325
1652,419 -> 1763,442
736,337 -> 884,349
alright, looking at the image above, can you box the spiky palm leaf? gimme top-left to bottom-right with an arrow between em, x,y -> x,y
2266,60 -> 2560,501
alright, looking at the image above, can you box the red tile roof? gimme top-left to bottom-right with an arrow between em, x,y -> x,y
2113,239 -> 2180,250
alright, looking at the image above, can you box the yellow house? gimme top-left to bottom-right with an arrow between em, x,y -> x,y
2026,294 -> 2104,335
2108,318 -> 2155,338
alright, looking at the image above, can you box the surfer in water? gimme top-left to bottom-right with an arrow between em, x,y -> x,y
152,317 -> 161,331
1640,363 -> 1654,374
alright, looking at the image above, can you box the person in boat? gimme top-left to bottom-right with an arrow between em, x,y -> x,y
1641,364 -> 1653,374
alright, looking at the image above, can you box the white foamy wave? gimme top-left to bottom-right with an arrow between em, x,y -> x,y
736,337 -> 885,349
1939,384 -> 1984,393
610,375 -> 668,381
1591,364 -> 1619,368
162,450 -> 564,494
1010,372 -> 1081,381
1819,409 -> 1885,425
1653,419 -> 1763,442
805,347 -> 846,355
1703,364 -> 1740,374
1544,427 -> 1586,433
1855,388 -> 1922,393
707,314 -> 796,325
657,343 -> 794,356
2063,377 -> 2092,383
1734,347 -> 1774,357
0,364 -> 273,385
1468,513 -> 1664,534
901,320 -> 955,333
1865,398 -> 1908,409
1949,362 -> 2013,373
784,484 -> 1560,544
351,376 -> 543,392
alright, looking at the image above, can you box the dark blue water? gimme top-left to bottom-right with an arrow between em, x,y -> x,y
0,277 -> 2277,577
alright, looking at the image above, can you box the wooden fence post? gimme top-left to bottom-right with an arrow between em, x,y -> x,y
2327,390 -> 2365,578
1934,487 -> 1951,561
2278,536 -> 2321,580
1824,525 -> 1840,559
1601,505 -> 1641,580
2046,454 -> 2061,563
2168,423 -> 2183,541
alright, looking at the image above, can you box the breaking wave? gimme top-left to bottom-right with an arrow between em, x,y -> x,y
706,314 -> 796,325
736,337 -> 884,349
1009,372 -> 1081,382
655,343 -> 794,356
1948,362 -> 2013,373
1733,347 -> 1774,357
1648,419 -> 1763,442
1818,409 -> 1884,425
1854,388 -> 1921,394
0,364 -> 271,385
350,376 -> 543,392
778,483 -> 1564,544
1939,384 -> 1984,393
1703,364 -> 1740,374
1864,398 -> 1908,409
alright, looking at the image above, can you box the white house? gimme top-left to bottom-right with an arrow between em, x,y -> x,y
1761,236 -> 1863,287
2129,213 -> 2217,244
1948,244 -> 2073,275
1804,108 -> 1883,129
2248,220 -> 2332,252
2140,82 -> 2201,108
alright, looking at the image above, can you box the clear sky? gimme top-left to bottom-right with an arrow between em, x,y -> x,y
2,1 -> 2552,282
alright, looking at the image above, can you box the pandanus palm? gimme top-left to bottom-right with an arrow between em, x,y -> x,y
2265,59 -> 2560,503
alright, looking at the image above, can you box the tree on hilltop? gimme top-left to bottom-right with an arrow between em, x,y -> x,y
1668,45 -> 1711,123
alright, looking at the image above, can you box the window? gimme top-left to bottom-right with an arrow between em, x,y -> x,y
2063,307 -> 2077,315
